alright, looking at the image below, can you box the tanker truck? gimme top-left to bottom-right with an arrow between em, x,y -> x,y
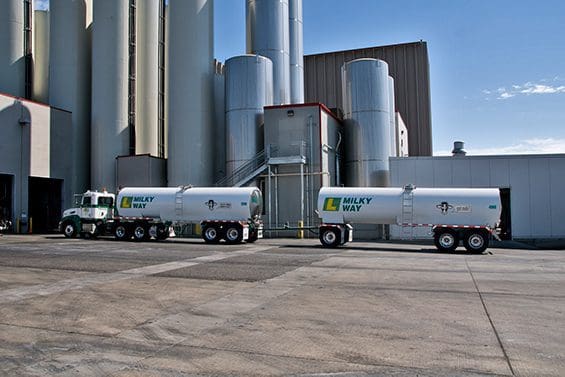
59,186 -> 263,244
317,185 -> 501,253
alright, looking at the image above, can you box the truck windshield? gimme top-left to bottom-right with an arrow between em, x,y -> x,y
98,197 -> 114,207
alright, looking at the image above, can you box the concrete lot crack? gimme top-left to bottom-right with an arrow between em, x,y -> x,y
465,259 -> 516,376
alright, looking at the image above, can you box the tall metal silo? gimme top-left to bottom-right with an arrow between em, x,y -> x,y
246,0 -> 290,105
342,58 -> 391,187
388,76 -> 397,157
288,0 -> 304,104
135,0 -> 159,156
225,55 -> 273,177
213,60 -> 226,182
49,0 -> 92,195
0,0 -> 25,97
91,0 -> 129,192
33,9 -> 49,103
167,0 -> 214,186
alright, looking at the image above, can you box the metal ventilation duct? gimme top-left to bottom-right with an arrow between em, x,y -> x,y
342,58 -> 391,187
225,55 -> 273,177
388,76 -> 397,157
246,0 -> 290,105
288,0 -> 304,103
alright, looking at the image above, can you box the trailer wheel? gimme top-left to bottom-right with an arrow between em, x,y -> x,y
463,230 -> 489,254
133,224 -> 149,242
434,229 -> 459,252
114,224 -> 130,241
224,225 -> 243,244
202,225 -> 221,243
62,221 -> 77,238
320,227 -> 340,248
156,225 -> 169,241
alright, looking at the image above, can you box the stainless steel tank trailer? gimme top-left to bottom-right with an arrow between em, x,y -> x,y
59,186 -> 263,244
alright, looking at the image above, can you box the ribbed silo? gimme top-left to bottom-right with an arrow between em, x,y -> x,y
0,0 -> 25,97
342,58 -> 391,187
213,60 -> 226,182
91,0 -> 129,192
246,0 -> 290,105
136,0 -> 159,156
167,0 -> 214,186
33,10 -> 49,103
388,76 -> 397,157
225,55 -> 273,177
49,0 -> 92,195
288,0 -> 304,104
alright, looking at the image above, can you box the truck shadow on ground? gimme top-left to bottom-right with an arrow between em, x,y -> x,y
278,243 -> 489,255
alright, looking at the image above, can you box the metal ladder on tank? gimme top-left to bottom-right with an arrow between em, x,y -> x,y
400,184 -> 415,239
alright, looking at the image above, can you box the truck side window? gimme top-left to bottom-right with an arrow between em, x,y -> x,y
98,197 -> 114,207
82,196 -> 92,206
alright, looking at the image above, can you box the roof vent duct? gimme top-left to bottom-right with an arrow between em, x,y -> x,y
452,141 -> 467,156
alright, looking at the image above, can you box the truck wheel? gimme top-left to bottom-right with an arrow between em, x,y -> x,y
247,230 -> 258,243
156,225 -> 169,241
62,222 -> 77,238
319,227 -> 340,248
133,224 -> 149,242
434,229 -> 459,252
202,225 -> 221,243
114,224 -> 130,241
463,231 -> 489,254
224,225 -> 243,244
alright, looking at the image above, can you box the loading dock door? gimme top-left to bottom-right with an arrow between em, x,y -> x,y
499,188 -> 512,240
28,177 -> 62,233
0,174 -> 13,228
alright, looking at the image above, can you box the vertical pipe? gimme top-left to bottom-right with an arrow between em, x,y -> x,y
23,0 -> 33,99
288,0 -> 304,104
388,76 -> 397,157
33,9 -> 49,103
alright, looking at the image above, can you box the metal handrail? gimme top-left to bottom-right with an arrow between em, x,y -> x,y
215,149 -> 267,187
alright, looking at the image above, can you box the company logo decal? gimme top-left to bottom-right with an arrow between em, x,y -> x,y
436,201 -> 472,215
323,197 -> 373,212
120,196 -> 155,209
205,200 -> 232,211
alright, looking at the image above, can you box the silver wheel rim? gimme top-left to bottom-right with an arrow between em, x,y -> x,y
468,234 -> 484,249
439,233 -> 455,248
64,224 -> 74,237
226,228 -> 239,241
205,228 -> 217,240
134,227 -> 145,239
323,230 -> 336,244
149,225 -> 158,238
116,226 -> 126,238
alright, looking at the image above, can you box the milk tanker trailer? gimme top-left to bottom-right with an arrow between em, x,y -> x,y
59,186 -> 263,243
317,185 -> 501,253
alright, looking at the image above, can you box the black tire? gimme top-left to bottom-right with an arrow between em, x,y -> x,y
114,224 -> 130,241
155,225 -> 169,241
202,225 -> 221,243
319,227 -> 340,248
133,223 -> 149,242
434,229 -> 459,252
247,230 -> 259,243
463,230 -> 489,254
62,221 -> 77,238
224,224 -> 243,244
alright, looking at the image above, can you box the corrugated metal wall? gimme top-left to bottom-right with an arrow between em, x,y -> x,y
304,41 -> 432,156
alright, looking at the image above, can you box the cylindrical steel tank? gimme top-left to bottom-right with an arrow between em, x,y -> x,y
116,186 -> 263,222
91,0 -> 129,192
288,0 -> 304,104
33,10 -> 49,103
0,0 -> 25,97
213,61 -> 226,181
342,58 -> 391,187
167,0 -> 214,186
136,0 -> 159,156
246,0 -> 290,105
225,55 -> 274,177
50,0 -> 92,195
388,76 -> 397,157
318,187 -> 501,227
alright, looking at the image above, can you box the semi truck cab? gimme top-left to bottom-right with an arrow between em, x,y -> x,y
59,190 -> 115,238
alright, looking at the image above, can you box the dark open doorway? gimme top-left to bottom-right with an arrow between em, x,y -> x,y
28,177 -> 63,233
499,188 -> 512,240
0,174 -> 13,231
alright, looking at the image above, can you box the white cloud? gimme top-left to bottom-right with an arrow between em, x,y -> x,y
435,138 -> 565,156
35,0 -> 49,10
484,79 -> 565,100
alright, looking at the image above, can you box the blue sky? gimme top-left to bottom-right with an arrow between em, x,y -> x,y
36,0 -> 565,155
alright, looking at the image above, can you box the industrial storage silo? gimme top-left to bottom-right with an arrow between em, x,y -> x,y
0,0 -> 25,97
225,55 -> 273,177
49,0 -> 92,195
136,0 -> 160,157
91,0 -> 129,192
342,58 -> 391,187
246,0 -> 290,105
213,60 -> 226,182
388,76 -> 397,157
288,0 -> 304,104
33,10 -> 49,103
167,0 -> 214,186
